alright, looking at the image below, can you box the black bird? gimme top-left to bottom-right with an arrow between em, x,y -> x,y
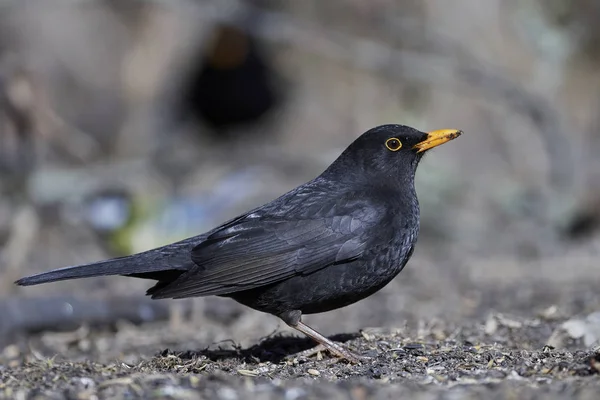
16,124 -> 462,362
177,23 -> 280,138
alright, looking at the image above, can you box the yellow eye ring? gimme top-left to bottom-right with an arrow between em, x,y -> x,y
385,137 -> 402,151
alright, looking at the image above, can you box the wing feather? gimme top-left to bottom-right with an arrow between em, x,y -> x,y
150,189 -> 383,299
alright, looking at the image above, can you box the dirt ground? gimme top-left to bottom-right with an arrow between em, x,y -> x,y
1,312 -> 599,399
2,242 -> 600,399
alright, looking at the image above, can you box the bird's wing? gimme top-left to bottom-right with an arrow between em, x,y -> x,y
150,189 -> 382,299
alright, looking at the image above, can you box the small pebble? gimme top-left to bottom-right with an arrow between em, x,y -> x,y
307,369 -> 320,376
2,345 -> 20,359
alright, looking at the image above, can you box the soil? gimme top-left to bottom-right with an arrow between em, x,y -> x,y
2,276 -> 600,399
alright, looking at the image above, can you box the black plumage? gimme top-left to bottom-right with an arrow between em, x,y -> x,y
16,124 -> 461,362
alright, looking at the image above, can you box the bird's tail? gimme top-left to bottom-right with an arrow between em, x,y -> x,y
15,238 -> 198,287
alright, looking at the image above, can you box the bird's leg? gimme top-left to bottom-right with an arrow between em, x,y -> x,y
293,321 -> 364,363
280,310 -> 367,363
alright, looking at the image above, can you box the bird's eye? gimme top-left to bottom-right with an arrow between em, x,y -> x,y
385,138 -> 402,151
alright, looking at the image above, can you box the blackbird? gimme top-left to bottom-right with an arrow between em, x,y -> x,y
16,124 -> 462,362
177,23 -> 280,137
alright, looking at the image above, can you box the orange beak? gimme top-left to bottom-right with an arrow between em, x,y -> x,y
413,129 -> 462,153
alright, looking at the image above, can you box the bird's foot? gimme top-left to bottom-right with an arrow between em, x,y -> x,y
290,344 -> 327,361
286,320 -> 371,364
326,344 -> 371,364
290,343 -> 370,364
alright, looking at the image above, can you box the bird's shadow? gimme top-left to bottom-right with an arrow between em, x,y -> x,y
164,332 -> 360,364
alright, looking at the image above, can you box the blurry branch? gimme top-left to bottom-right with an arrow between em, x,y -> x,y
0,62 -> 43,294
39,101 -> 105,165
0,59 -> 102,174
1,205 -> 39,294
0,62 -> 38,178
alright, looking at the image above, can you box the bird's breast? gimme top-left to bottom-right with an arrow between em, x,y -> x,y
369,223 -> 418,276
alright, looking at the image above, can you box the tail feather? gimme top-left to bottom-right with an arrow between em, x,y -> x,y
15,238 -> 199,287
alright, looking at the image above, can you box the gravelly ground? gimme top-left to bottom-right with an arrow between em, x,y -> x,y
2,283 -> 600,399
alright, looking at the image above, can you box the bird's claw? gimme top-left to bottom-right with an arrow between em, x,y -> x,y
289,344 -> 370,364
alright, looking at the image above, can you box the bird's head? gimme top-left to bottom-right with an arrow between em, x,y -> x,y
324,124 -> 462,185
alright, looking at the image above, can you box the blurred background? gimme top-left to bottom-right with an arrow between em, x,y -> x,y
1,0 -> 599,354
